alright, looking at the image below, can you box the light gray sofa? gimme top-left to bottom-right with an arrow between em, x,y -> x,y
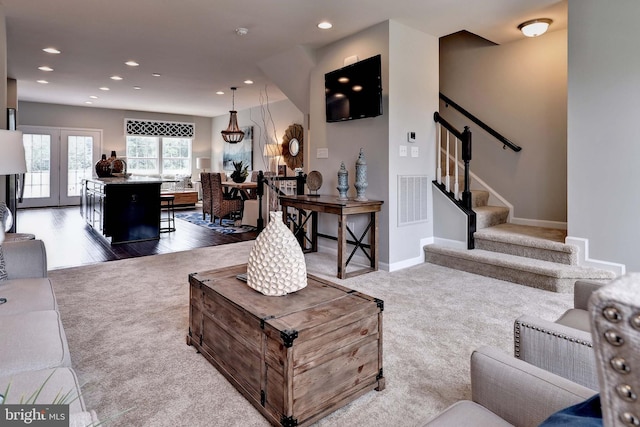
0,239 -> 99,425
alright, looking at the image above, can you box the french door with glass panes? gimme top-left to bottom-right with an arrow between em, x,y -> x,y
18,126 -> 102,208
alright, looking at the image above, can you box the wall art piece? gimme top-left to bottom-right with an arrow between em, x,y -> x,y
223,126 -> 253,171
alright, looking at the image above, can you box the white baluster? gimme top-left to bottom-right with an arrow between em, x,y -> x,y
445,131 -> 451,192
454,136 -> 459,198
436,124 -> 442,185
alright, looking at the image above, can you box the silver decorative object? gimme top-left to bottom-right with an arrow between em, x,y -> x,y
354,148 -> 368,201
337,162 -> 349,200
246,211 -> 307,296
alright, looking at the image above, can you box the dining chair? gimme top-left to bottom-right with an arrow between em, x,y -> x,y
210,172 -> 244,224
201,172 -> 212,221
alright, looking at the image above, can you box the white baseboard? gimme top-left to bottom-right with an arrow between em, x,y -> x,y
565,236 -> 626,276
316,236 -> 434,273
510,217 -> 567,230
387,237 -> 434,272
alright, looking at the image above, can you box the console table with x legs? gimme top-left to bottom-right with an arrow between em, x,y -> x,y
279,195 -> 383,279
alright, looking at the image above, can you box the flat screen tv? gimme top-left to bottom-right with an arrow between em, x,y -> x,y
325,54 -> 382,122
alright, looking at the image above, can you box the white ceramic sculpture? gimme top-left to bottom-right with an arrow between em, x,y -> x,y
246,211 -> 307,296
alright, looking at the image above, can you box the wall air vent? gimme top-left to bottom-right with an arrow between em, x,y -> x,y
398,175 -> 429,226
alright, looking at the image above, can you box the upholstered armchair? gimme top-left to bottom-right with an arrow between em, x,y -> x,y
514,279 -> 607,390
209,172 -> 243,224
425,274 -> 640,426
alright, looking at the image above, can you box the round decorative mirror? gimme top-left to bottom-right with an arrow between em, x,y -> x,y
282,124 -> 304,170
289,138 -> 300,157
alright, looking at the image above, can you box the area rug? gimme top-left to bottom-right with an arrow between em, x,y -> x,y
175,211 -> 255,234
47,244 -> 573,427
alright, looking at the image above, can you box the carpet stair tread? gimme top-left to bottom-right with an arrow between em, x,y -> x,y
474,205 -> 510,229
474,223 -> 577,265
424,244 -> 615,292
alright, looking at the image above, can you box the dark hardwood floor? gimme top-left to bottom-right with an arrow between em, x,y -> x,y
15,206 -> 257,270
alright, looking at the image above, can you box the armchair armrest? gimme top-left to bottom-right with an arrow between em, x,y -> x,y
514,315 -> 598,390
471,346 -> 596,427
2,239 -> 48,279
574,279 -> 607,310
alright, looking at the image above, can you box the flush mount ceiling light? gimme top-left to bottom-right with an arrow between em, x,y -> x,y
518,18 -> 552,37
38,66 -> 53,72
125,61 -> 139,67
235,27 -> 249,36
318,21 -> 333,30
221,87 -> 245,144
43,47 -> 61,54
110,75 -> 123,81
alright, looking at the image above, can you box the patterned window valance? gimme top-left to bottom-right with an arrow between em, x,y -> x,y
125,119 -> 194,138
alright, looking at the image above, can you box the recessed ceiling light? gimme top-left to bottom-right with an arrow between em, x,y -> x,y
235,27 -> 249,36
110,75 -> 123,81
37,80 -> 49,84
43,47 -> 61,54
133,86 -> 142,90
38,66 -> 54,72
125,61 -> 139,67
99,87 -> 110,91
318,21 -> 333,30
85,101 -> 93,104
244,80 -> 254,85
89,95 -> 98,99
152,73 -> 161,77
216,91 -> 225,95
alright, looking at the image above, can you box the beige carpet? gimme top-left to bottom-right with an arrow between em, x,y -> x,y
48,242 -> 573,426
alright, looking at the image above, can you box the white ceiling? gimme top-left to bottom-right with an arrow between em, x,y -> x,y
2,0 -> 566,118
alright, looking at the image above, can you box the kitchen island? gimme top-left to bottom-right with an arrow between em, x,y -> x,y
81,177 -> 163,244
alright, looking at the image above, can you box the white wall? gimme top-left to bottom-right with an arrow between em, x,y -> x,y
211,98 -> 304,173
567,0 -> 640,271
387,21 -> 438,265
17,101 -> 213,178
439,29 -> 568,223
309,21 -> 392,263
307,20 -> 439,267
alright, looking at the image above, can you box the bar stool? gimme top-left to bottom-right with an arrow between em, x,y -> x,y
160,194 -> 176,233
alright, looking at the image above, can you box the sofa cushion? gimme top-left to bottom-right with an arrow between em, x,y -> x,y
0,311 -> 72,376
0,368 -> 86,414
0,278 -> 58,315
423,400 -> 513,426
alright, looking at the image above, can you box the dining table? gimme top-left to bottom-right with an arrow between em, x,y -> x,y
221,180 -> 258,200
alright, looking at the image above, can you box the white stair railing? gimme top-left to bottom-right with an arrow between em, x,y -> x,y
436,122 -> 462,198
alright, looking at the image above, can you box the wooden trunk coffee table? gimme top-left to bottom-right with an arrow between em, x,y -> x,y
187,264 -> 384,427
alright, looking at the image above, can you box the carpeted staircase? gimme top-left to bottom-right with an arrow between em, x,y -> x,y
425,189 -> 616,292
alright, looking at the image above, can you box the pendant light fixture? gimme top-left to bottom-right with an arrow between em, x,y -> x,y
221,87 -> 245,143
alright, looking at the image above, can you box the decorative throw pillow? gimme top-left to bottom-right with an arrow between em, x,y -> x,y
0,245 -> 7,282
539,394 -> 602,426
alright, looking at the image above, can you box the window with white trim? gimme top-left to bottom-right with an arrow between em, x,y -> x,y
124,119 -> 193,175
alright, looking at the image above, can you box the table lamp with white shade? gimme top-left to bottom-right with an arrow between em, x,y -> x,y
0,129 -> 27,236
263,143 -> 282,173
196,157 -> 211,172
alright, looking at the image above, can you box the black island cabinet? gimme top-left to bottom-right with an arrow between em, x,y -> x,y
82,177 -> 162,244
